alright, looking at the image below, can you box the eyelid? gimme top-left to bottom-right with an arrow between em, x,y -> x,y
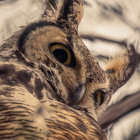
50,44 -> 68,53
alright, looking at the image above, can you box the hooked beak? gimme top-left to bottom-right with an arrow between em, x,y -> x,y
69,84 -> 86,106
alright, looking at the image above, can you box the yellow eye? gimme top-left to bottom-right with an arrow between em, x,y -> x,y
49,43 -> 76,67
93,90 -> 105,108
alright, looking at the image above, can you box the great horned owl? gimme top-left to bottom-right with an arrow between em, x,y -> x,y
0,0 -> 137,139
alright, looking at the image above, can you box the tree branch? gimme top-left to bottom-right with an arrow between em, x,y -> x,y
80,34 -> 127,46
98,92 -> 140,129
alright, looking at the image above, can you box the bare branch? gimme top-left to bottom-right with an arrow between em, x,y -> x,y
98,92 -> 140,129
80,34 -> 127,46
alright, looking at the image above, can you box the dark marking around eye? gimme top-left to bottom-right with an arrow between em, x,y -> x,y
18,21 -> 60,53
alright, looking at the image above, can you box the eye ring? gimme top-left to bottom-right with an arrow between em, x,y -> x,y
49,43 -> 76,67
93,89 -> 105,108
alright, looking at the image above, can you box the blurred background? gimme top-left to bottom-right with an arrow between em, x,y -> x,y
0,0 -> 140,139
79,1 -> 140,140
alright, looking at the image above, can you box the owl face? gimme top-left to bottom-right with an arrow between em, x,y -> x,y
16,0 -> 136,120
17,21 -> 110,119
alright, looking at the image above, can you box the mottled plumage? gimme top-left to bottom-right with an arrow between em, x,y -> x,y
0,0 -> 137,139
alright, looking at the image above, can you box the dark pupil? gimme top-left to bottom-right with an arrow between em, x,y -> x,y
99,94 -> 104,106
93,91 -> 104,107
94,93 -> 98,105
53,48 -> 68,63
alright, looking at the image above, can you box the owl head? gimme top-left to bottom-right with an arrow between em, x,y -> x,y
17,0 -> 137,120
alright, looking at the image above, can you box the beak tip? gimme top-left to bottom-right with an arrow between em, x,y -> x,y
69,84 -> 86,106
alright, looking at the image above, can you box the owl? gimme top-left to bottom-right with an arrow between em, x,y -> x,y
0,0 -> 137,139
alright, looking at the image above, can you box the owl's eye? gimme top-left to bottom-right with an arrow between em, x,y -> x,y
49,43 -> 76,67
93,89 -> 105,108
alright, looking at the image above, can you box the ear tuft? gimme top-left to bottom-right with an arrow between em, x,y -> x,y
65,0 -> 84,29
42,0 -> 65,22
43,0 -> 84,29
